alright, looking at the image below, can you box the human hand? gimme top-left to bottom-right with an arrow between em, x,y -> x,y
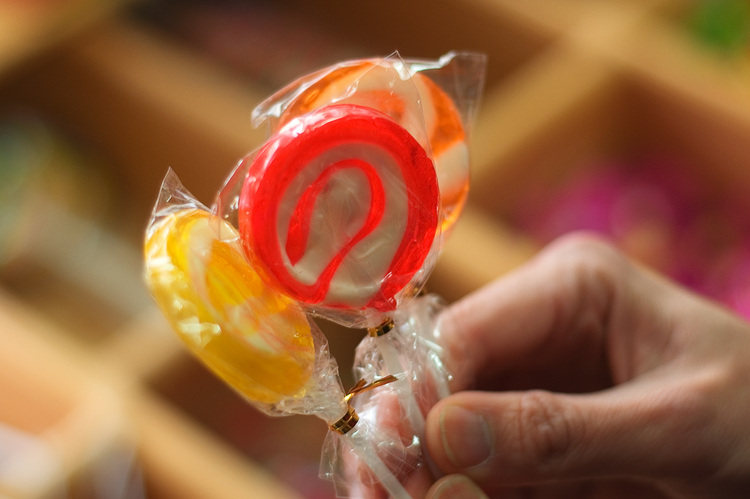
424,234 -> 750,498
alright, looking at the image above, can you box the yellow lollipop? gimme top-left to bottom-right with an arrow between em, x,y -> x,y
144,207 -> 315,405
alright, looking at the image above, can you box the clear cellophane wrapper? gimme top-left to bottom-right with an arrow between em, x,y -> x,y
144,51 -> 486,498
145,171 -> 440,498
321,294 -> 450,498
145,171 -> 348,422
215,51 -> 487,329
252,51 -> 486,141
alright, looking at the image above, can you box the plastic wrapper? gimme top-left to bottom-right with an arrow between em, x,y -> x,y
255,51 -> 485,237
319,293 -> 450,498
144,171 -> 347,420
144,51 -> 486,498
144,173 -> 428,497
216,51 -> 486,328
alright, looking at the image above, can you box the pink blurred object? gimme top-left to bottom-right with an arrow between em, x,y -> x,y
515,155 -> 750,321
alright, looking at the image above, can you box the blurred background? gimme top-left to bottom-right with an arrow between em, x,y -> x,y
2,0 -> 750,497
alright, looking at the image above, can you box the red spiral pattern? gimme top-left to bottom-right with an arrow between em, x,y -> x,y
238,104 -> 439,312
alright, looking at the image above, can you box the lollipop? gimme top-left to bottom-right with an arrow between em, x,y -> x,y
238,103 -> 440,317
144,192 -> 315,404
265,58 -> 471,232
145,51 -> 487,498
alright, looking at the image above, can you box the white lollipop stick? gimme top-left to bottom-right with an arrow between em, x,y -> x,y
373,332 -> 426,434
347,427 -> 412,499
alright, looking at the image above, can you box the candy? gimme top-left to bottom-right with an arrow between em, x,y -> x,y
144,52 -> 487,498
144,207 -> 315,404
274,60 -> 470,232
238,104 -> 439,314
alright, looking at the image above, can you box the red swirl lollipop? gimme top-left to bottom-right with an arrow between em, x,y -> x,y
238,104 -> 439,316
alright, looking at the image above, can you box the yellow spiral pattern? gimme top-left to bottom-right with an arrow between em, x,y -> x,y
144,208 -> 315,405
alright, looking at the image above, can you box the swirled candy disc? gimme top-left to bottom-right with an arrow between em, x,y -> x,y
277,60 -> 469,231
144,208 -> 315,404
239,104 -> 439,314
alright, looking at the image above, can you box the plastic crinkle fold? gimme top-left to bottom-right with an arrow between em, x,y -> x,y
143,51 -> 486,498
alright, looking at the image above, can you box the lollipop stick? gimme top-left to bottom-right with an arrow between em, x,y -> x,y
373,307 -> 453,480
376,333 -> 446,482
374,334 -> 426,434
347,425 -> 412,499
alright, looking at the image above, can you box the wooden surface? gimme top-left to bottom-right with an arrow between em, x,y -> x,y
3,0 -> 750,496
0,0 -> 135,76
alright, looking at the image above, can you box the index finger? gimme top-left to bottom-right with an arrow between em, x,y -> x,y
435,234 -> 624,392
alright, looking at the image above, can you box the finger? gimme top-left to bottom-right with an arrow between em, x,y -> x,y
436,233 -> 626,391
426,475 -> 488,499
426,384 -> 711,490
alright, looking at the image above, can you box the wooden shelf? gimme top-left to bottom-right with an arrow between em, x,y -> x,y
0,0 -> 135,77
3,0 -> 750,496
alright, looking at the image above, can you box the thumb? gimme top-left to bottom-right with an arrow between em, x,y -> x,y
425,385 -> 699,487
426,475 -> 488,499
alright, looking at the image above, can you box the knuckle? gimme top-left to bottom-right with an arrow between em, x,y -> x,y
534,234 -> 625,344
544,232 -> 625,275
514,391 -> 578,475
540,233 -> 627,311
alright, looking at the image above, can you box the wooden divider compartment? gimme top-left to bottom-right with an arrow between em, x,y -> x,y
280,0 -> 556,88
609,0 -> 750,124
131,386 -> 301,499
471,42 -> 750,225
0,0 -> 134,75
0,292 -> 140,499
4,0 -> 750,496
143,352 -> 328,499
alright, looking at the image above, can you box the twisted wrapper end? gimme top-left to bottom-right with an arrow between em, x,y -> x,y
329,374 -> 399,434
368,318 -> 395,337
329,406 -> 359,434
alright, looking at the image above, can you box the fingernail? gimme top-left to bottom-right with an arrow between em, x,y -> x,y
430,474 -> 488,499
440,405 -> 492,468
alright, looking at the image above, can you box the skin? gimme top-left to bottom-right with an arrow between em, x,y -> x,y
422,233 -> 750,498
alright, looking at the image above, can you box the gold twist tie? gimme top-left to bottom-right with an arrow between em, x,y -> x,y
330,375 -> 399,434
368,318 -> 395,337
330,406 -> 359,434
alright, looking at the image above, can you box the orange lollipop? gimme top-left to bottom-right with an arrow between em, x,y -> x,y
144,207 -> 315,405
273,59 -> 469,232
